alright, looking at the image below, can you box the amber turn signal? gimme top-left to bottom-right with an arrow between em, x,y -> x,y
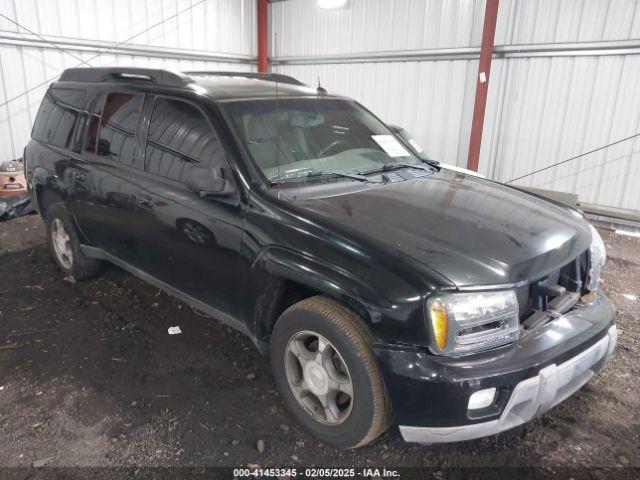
430,300 -> 448,349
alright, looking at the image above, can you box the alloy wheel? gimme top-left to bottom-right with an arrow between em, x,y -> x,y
284,330 -> 354,425
51,218 -> 73,269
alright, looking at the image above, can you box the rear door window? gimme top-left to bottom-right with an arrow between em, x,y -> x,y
32,88 -> 86,150
145,97 -> 226,182
88,92 -> 144,166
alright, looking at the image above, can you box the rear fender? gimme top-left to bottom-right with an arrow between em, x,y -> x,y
32,166 -> 68,215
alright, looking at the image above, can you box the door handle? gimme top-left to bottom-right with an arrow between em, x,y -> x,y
136,195 -> 154,209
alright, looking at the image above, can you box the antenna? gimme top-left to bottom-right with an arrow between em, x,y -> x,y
317,76 -> 327,96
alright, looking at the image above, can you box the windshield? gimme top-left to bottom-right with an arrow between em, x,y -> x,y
222,98 -> 421,183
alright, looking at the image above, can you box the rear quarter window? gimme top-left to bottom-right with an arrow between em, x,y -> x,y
32,88 -> 86,150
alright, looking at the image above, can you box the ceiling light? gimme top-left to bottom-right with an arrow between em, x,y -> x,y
318,0 -> 348,10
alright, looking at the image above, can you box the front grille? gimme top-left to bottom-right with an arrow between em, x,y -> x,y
517,250 -> 590,321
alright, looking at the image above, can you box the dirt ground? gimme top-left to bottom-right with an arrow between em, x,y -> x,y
0,214 -> 638,474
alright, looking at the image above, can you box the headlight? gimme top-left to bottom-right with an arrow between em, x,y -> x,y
586,224 -> 606,291
427,290 -> 520,356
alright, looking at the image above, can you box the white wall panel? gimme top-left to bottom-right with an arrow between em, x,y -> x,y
271,0 -> 486,55
0,0 -> 256,54
495,0 -> 640,45
272,0 -> 640,211
483,55 -> 640,211
272,0 -> 640,55
0,0 -> 256,162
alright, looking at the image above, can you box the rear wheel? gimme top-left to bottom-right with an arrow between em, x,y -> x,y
45,203 -> 102,280
270,296 -> 391,448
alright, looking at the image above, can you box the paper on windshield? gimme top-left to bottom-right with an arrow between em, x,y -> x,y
408,138 -> 424,153
371,135 -> 410,157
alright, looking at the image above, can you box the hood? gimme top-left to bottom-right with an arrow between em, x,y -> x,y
291,170 -> 591,287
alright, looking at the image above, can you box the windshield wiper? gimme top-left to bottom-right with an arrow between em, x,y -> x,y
359,161 -> 437,176
270,170 -> 381,185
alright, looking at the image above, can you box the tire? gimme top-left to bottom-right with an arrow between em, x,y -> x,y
45,202 -> 102,280
270,296 -> 391,448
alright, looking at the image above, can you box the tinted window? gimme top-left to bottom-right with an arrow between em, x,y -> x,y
91,93 -> 143,165
145,97 -> 225,182
32,88 -> 86,150
84,92 -> 105,155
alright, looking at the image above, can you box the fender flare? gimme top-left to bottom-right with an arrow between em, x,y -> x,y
251,245 -> 392,322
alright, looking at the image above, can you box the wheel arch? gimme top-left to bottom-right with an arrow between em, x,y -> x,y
32,166 -> 67,217
250,246 -> 388,346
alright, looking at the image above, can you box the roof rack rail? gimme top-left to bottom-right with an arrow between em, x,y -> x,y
184,71 -> 306,86
58,67 -> 192,87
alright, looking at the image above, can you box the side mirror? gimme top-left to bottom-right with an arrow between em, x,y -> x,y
185,164 -> 234,198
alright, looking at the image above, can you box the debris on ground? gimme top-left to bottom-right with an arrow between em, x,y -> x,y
167,326 -> 182,335
32,456 -> 53,468
0,192 -> 34,222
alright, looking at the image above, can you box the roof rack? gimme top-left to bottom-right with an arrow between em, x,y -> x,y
58,67 -> 192,87
184,71 -> 306,86
58,68 -> 307,89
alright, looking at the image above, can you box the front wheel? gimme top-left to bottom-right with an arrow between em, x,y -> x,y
270,296 -> 391,448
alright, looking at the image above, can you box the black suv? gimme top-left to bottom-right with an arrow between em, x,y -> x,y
25,68 -> 616,448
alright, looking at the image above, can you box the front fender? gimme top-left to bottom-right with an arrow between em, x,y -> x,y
250,244 -> 430,345
253,244 -> 391,312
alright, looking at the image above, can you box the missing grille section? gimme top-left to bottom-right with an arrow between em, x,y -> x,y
518,250 -> 590,321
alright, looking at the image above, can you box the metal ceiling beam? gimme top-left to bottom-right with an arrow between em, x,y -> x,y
270,39 -> 640,65
0,31 -> 255,63
5,31 -> 638,67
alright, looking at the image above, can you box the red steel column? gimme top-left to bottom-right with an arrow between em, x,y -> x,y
467,0 -> 500,172
257,0 -> 269,73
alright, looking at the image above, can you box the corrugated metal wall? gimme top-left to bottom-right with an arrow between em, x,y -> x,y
0,0 -> 256,162
271,0 -> 485,54
481,55 -> 640,211
271,0 -> 640,211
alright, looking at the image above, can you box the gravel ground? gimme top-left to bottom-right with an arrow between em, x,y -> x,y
0,214 -> 638,474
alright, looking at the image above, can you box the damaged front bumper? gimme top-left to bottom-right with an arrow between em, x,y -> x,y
374,291 -> 617,444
